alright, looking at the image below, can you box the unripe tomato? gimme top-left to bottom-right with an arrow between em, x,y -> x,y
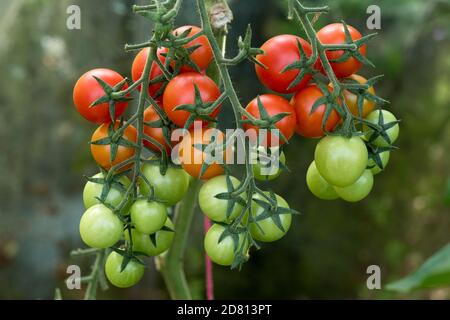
204,224 -> 244,266
198,175 -> 244,223
249,193 -> 292,242
342,74 -> 376,118
83,172 -> 131,209
163,73 -> 221,128
317,23 -> 366,78
73,68 -> 129,124
368,151 -> 390,175
314,135 -> 368,187
105,251 -> 145,288
334,169 -> 374,202
291,85 -> 341,138
131,48 -> 166,98
79,204 -> 122,248
90,121 -> 137,171
178,128 -> 230,180
306,161 -> 339,200
125,218 -> 175,256
252,148 -> 286,181
139,163 -> 190,206
243,94 -> 297,147
255,35 -> 314,94
130,199 -> 167,234
363,110 -> 399,147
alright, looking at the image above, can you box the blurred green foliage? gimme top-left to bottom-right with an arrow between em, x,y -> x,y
0,0 -> 449,299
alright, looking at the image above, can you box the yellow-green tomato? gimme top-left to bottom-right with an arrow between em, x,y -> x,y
130,199 -> 167,234
314,135 -> 368,187
198,175 -> 244,223
139,163 -> 190,206
83,173 -> 130,209
125,218 -> 174,256
79,204 -> 122,248
105,251 -> 145,288
249,193 -> 292,242
334,169 -> 374,202
368,151 -> 390,175
204,224 -> 244,266
306,161 -> 339,200
252,151 -> 286,181
363,110 -> 399,147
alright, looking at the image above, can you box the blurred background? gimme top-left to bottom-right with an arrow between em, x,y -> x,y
0,0 -> 449,299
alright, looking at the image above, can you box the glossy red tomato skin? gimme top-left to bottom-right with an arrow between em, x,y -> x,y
291,85 -> 341,138
73,68 -> 129,124
243,94 -> 297,147
172,25 -> 213,72
131,47 -> 166,98
316,23 -> 366,78
143,105 -> 171,153
255,35 -> 314,94
163,72 -> 221,128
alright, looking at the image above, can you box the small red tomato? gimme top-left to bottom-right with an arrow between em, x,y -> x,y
73,68 -> 129,124
243,94 -> 297,147
255,35 -> 315,94
317,23 -> 366,78
143,104 -> 171,154
291,85 -> 340,138
131,47 -> 167,98
163,72 -> 221,128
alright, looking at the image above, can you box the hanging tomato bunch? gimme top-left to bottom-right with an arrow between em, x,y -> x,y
67,0 -> 399,298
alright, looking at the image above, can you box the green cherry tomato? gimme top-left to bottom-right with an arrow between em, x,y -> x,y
125,218 -> 175,256
334,169 -> 374,202
198,175 -> 244,223
204,224 -> 244,266
130,199 -> 167,234
83,173 -> 130,209
79,204 -> 123,248
363,110 -> 400,147
249,193 -> 292,242
105,251 -> 145,288
306,161 -> 339,200
252,149 -> 286,181
139,163 -> 190,206
368,151 -> 390,175
314,135 -> 368,187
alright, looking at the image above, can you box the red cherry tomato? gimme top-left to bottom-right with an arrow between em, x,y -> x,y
243,94 -> 297,147
131,47 -> 167,98
73,68 -> 129,124
143,104 -> 171,153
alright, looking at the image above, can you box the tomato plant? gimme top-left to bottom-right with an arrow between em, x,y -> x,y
79,204 -> 123,249
317,23 -> 366,78
243,94 -> 297,147
163,72 -> 221,128
255,35 -> 314,94
105,251 -> 145,288
291,85 -> 341,138
73,68 -> 129,124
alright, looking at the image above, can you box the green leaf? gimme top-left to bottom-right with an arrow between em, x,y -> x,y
386,243 -> 450,293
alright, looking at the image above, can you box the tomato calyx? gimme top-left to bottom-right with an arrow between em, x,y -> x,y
110,247 -> 145,272
216,223 -> 249,269
174,86 -> 226,129
366,143 -> 396,172
89,76 -> 133,123
212,175 -> 247,221
221,25 -> 263,67
363,111 -> 401,145
241,96 -> 292,144
324,21 -> 375,68
84,170 -> 130,206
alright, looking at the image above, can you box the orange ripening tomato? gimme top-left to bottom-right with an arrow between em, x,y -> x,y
73,68 -> 129,124
255,35 -> 316,94
342,74 -> 376,118
291,85 -> 341,138
163,72 -> 221,128
243,94 -> 297,147
316,23 -> 366,78
90,121 -> 137,171
143,105 -> 172,154
169,25 -> 213,72
131,47 -> 166,98
178,128 -> 230,180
